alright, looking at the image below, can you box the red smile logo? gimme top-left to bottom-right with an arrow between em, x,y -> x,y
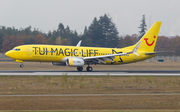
144,36 -> 156,46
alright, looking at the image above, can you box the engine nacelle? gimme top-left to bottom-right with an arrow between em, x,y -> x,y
66,57 -> 84,67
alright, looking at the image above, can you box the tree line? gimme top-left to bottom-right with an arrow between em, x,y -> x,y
0,14 -> 179,55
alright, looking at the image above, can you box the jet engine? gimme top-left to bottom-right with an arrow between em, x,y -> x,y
66,57 -> 84,67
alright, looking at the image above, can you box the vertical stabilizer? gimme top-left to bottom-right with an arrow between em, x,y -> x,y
137,21 -> 161,52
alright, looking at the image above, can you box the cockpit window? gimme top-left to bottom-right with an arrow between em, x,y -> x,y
12,49 -> 21,51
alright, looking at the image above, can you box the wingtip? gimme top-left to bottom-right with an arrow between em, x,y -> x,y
76,40 -> 82,47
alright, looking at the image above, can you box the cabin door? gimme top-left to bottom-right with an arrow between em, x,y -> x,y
26,47 -> 31,55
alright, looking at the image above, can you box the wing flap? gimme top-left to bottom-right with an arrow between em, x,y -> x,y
96,59 -> 106,64
83,52 -> 127,60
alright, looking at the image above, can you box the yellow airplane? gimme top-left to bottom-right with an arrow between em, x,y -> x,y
5,21 -> 161,71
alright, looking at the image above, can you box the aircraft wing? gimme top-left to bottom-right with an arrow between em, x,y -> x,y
83,52 -> 128,64
83,42 -> 141,64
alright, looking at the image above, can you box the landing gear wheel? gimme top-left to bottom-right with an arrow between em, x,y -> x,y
20,64 -> 24,68
77,67 -> 83,71
86,66 -> 93,72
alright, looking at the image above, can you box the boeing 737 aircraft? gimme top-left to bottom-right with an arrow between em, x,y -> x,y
5,21 -> 161,71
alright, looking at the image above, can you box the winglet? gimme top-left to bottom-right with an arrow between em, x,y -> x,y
128,41 -> 141,56
76,40 -> 82,47
132,41 -> 141,53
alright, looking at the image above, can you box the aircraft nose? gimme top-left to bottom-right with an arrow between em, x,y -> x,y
5,50 -> 14,58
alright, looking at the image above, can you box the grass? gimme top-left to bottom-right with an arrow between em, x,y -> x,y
0,76 -> 179,110
0,95 -> 180,110
0,76 -> 180,95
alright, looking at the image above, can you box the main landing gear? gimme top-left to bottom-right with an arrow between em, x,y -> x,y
20,63 -> 24,68
77,66 -> 93,72
86,66 -> 93,72
77,67 -> 83,71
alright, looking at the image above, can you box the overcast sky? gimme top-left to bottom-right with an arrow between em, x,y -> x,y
0,0 -> 180,36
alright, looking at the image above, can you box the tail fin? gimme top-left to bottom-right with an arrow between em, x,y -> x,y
137,21 -> 162,52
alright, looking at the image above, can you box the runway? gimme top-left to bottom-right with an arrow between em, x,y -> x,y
1,93 -> 180,97
1,70 -> 180,76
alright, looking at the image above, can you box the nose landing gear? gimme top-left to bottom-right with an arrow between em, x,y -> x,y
20,63 -> 24,68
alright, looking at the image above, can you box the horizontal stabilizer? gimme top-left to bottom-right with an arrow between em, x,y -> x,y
145,51 -> 174,55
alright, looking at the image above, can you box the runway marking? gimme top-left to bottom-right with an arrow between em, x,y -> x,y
1,70 -> 180,76
1,93 -> 180,97
0,72 -> 180,76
